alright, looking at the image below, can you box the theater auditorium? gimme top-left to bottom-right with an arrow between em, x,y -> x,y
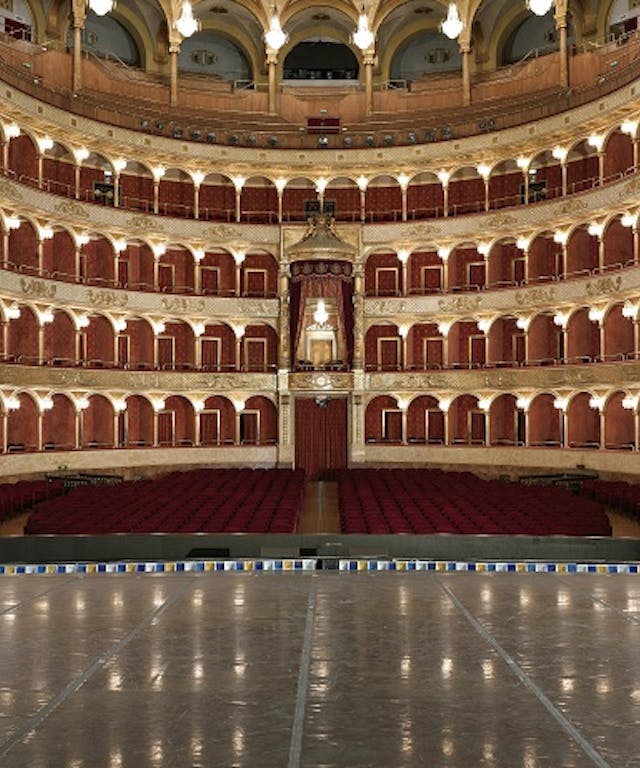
1,1 -> 640,766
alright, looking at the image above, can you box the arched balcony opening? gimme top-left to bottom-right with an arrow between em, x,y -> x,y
7,304 -> 38,364
78,152 -> 115,206
160,396 -> 195,447
604,303 -> 635,361
121,240 -> 154,291
605,391 -> 635,450
448,320 -> 485,369
7,218 -> 38,275
7,133 -> 37,181
603,216 -> 634,270
566,139 -> 599,194
241,251 -> 278,298
528,393 -> 561,447
489,394 -> 518,446
365,324 -> 401,371
121,318 -> 154,370
44,309 -> 76,366
528,150 -> 560,201
528,233 -> 560,283
407,395 -> 443,444
158,246 -> 195,294
45,228 -> 75,282
241,396 -> 277,445
41,142 -> 74,198
408,323 -> 443,370
567,392 -> 600,449
449,394 -> 484,446
85,315 -> 116,368
488,317 -> 523,367
157,168 -> 194,218
199,173 -> 235,222
200,395 -> 235,446
488,159 -> 521,210
82,235 -> 116,286
119,161 -> 154,214
6,392 -> 38,452
199,250 -> 235,296
365,250 -> 402,296
406,249 -> 442,294
157,321 -> 195,371
448,244 -> 485,292
282,178 -> 317,223
83,395 -> 115,449
42,393 -> 75,451
406,172 -> 442,219
487,239 -> 524,288
448,167 -> 484,216
200,323 -> 235,372
603,128 -> 634,178
123,395 -> 154,448
242,324 -> 277,372
365,395 -> 402,444
241,177 -> 278,224
365,175 -> 402,223
566,308 -> 599,364
566,224 -> 598,278
324,177 -> 359,223
527,313 -> 560,366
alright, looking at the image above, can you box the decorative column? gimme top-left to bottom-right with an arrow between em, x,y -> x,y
555,3 -> 569,89
267,51 -> 278,115
112,158 -> 127,207
477,164 -> 491,211
193,249 -> 204,294
553,231 -> 568,278
398,250 -> 409,295
517,157 -> 530,204
437,321 -> 451,368
437,171 -> 450,216
460,43 -> 471,106
2,123 -> 19,171
278,265 -> 290,370
232,175 -> 245,223
233,325 -> 245,370
275,178 -> 287,223
169,42 -> 180,107
356,176 -> 368,222
516,398 -> 529,447
398,325 -> 409,370
516,237 -> 530,282
437,247 -> 451,292
191,171 -> 205,219
554,398 -> 568,447
233,250 -> 246,297
36,137 -> 53,189
113,402 -> 125,448
363,51 -> 375,115
352,264 -> 365,371
152,166 -> 165,215
398,174 -> 409,221
71,0 -> 86,93
552,147 -> 568,195
553,313 -> 569,362
73,148 -> 89,199
439,399 -> 451,446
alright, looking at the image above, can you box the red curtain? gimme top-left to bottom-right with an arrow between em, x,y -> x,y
295,397 -> 348,480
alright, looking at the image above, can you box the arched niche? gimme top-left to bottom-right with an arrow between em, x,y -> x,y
283,40 -> 358,81
178,30 -> 251,81
390,30 -> 461,80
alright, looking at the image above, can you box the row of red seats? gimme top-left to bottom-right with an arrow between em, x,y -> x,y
581,479 -> 640,519
25,469 -> 305,535
0,479 -> 64,522
338,469 -> 611,536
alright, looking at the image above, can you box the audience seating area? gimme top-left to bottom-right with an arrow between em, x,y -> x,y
338,469 -> 612,536
582,479 -> 640,522
0,479 -> 64,523
24,468 -> 305,535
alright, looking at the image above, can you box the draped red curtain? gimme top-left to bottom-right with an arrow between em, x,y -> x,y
295,397 -> 348,480
289,261 -> 353,368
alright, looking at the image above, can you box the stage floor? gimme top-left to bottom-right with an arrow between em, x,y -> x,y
1,571 -> 639,767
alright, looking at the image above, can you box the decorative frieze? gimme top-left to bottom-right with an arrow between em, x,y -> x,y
86,289 -> 128,308
161,297 -> 205,313
20,277 -> 56,299
585,275 -> 623,297
53,200 -> 90,219
288,372 -> 353,391
515,286 -> 557,306
437,295 -> 482,312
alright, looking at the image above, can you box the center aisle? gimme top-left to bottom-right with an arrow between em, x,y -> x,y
297,481 -> 341,534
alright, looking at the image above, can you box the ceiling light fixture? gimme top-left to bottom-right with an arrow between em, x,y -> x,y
175,1 -> 200,38
352,7 -> 374,51
440,3 -> 463,40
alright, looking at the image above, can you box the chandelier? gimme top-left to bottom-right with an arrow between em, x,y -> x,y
526,0 -> 553,15
352,10 -> 374,51
264,8 -> 288,52
175,1 -> 200,38
440,3 -> 463,40
88,0 -> 115,15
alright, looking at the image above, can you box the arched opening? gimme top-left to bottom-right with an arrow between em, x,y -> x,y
283,40 -> 358,81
